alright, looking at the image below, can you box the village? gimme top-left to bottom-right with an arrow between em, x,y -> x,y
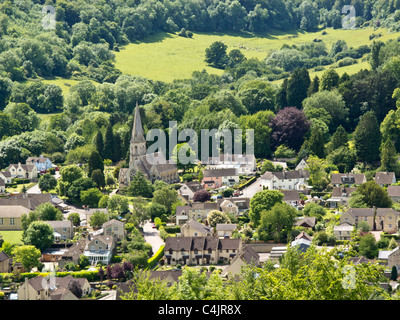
1,105 -> 400,301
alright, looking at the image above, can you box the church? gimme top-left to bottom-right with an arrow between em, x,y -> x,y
119,106 -> 179,187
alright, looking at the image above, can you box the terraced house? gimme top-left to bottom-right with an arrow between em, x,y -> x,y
164,236 -> 242,265
340,208 -> 399,233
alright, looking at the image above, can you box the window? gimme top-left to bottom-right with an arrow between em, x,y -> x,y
389,224 -> 392,228
99,246 -> 103,250
364,217 -> 367,221
114,226 -> 118,230
63,228 -> 67,232
0,218 -> 3,225
95,240 -> 98,245
226,250 -> 229,253
389,216 -> 392,221
10,218 -> 14,225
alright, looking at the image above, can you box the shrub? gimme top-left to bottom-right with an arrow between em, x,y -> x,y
0,292 -> 4,300
110,255 -> 123,263
164,226 -> 181,234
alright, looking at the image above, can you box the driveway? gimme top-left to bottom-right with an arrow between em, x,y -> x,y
142,220 -> 164,255
99,290 -> 117,300
26,171 -> 61,194
241,177 -> 262,198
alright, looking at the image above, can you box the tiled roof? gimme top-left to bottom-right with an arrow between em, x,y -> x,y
331,173 -> 366,185
203,168 -> 238,178
375,172 -> 396,185
388,185 -> 400,197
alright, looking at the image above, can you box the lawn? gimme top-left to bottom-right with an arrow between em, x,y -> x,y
5,183 -> 36,194
114,27 -> 400,82
0,231 -> 23,245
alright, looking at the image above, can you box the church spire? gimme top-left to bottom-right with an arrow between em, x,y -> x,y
131,102 -> 146,143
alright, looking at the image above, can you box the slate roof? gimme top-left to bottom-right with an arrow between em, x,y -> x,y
331,173 -> 366,185
295,217 -> 316,228
26,156 -> 50,163
375,172 -> 396,185
0,193 -> 52,210
261,170 -> 309,180
103,219 -> 124,228
331,187 -> 357,198
45,220 -> 73,229
388,185 -> 400,197
216,224 -> 237,231
0,251 -> 10,263
202,168 -> 238,178
281,190 -> 300,202
295,231 -> 312,241
165,236 -> 241,252
183,219 -> 212,235
230,245 -> 259,265
0,205 -> 31,217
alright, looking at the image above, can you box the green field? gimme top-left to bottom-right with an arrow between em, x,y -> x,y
114,27 -> 400,82
0,231 -> 23,245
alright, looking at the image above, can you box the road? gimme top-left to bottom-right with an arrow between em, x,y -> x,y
241,177 -> 262,198
142,220 -> 164,255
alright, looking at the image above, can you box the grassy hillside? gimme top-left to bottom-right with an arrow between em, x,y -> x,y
115,27 -> 400,82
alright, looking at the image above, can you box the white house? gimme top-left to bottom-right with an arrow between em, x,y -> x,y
0,171 -> 12,184
206,153 -> 256,176
83,235 -> 115,265
261,170 -> 309,191
8,163 -> 38,180
26,155 -> 53,173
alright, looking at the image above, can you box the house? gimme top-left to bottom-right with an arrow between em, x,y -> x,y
330,173 -> 366,187
201,168 -> 239,189
215,224 -> 237,238
281,190 -> 301,207
388,247 -> 400,271
291,238 -> 312,253
340,208 -> 399,233
0,205 -> 31,230
0,251 -> 11,273
333,223 -> 353,240
0,171 -> 12,184
103,219 -> 125,240
119,106 -> 179,186
57,239 -> 87,269
375,172 -> 396,187
164,236 -> 242,266
388,185 -> 400,202
7,163 -> 38,180
18,275 -> 91,300
175,202 -> 219,225
0,179 -> 4,193
84,235 -> 116,265
206,153 -> 256,176
261,170 -> 309,191
217,197 -> 250,215
0,193 -> 52,211
221,245 -> 260,278
181,219 -> 213,237
179,181 -> 204,201
295,217 -> 316,229
45,221 -> 74,241
26,155 -> 53,173
295,231 -> 312,241
51,197 -> 70,212
327,187 -> 357,207
295,158 -> 308,171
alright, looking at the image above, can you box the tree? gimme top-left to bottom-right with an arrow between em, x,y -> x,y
89,211 -> 108,229
307,76 -> 319,96
303,203 -> 326,221
261,160 -> 275,174
148,203 -> 168,221
308,126 -> 325,158
81,188 -> 103,208
23,221 -> 54,251
249,190 -> 284,226
380,139 -> 398,172
258,203 -> 297,242
207,210 -> 231,227
67,177 -> 96,203
205,41 -> 229,69
91,169 -> 106,189
355,181 -> 392,208
33,203 -> 63,221
286,67 -> 310,109
327,147 -> 356,173
306,156 -> 328,190
152,186 -> 178,214
79,254 -> 90,268
270,107 -> 310,152
38,173 -> 57,193
193,189 -> 211,202
171,143 -> 196,173
354,111 -> 381,163
319,69 -> 340,91
391,265 -> 398,281
330,125 -> 348,151
3,103 -> 40,132
127,171 -> 154,198
12,245 -> 41,271
359,234 -> 378,259
68,212 -> 81,227
67,280 -> 83,298
108,195 -> 129,214
103,123 -> 114,162
357,220 -> 371,232
94,131 -> 104,158
88,150 -> 104,178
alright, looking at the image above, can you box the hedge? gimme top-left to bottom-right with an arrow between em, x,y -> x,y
380,233 -> 400,240
238,176 -> 257,191
110,255 -> 123,263
13,178 -> 31,184
310,192 -> 330,198
1,270 -> 100,283
147,245 -> 165,269
164,226 -> 181,234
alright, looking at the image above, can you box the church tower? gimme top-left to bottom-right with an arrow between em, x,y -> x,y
129,104 -> 146,167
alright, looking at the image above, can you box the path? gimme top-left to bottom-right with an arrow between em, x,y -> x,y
241,177 -> 262,198
99,290 -> 117,300
26,171 -> 61,194
142,220 -> 164,255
